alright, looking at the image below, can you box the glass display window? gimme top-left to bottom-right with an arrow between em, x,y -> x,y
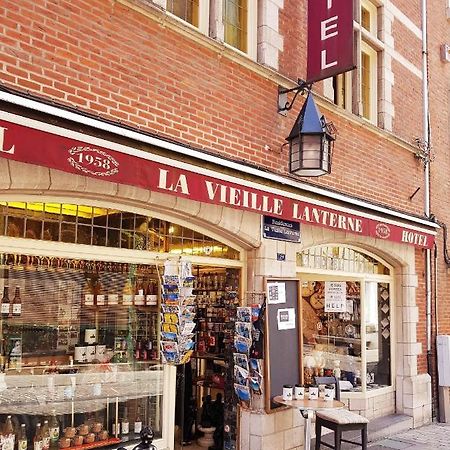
298,245 -> 393,396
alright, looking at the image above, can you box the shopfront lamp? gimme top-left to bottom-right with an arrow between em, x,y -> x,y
279,80 -> 336,177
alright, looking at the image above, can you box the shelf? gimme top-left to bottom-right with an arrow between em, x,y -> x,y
63,437 -> 121,450
314,335 -> 362,344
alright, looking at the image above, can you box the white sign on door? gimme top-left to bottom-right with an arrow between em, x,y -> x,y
324,281 -> 347,312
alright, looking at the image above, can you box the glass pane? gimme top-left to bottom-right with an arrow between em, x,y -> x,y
365,281 -> 391,389
224,0 -> 247,52
0,253 -> 164,441
361,6 -> 371,31
302,281 -> 362,392
361,51 -> 371,119
0,203 -> 240,259
167,0 -> 199,26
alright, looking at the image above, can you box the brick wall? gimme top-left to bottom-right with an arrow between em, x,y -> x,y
0,0 -> 429,217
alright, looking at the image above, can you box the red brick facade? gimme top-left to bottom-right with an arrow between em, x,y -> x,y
0,0 -> 448,402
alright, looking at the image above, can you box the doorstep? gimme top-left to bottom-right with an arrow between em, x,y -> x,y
312,414 -> 413,449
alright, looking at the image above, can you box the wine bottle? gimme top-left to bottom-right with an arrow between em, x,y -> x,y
84,277 -> 94,306
42,420 -> 50,450
96,278 -> 105,306
121,408 -> 129,435
1,286 -> 11,318
134,407 -> 142,434
34,423 -> 43,450
134,280 -> 145,306
17,424 -> 27,450
122,278 -> 134,306
48,409 -> 60,447
2,415 -> 15,450
12,286 -> 22,316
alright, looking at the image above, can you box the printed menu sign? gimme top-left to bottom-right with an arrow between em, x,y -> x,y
324,281 -> 346,312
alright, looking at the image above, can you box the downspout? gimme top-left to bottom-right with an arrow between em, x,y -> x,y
421,0 -> 433,392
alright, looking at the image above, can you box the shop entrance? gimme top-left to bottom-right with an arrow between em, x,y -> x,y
174,265 -> 241,450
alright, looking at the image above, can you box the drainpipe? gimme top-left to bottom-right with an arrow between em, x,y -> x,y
421,0 -> 433,390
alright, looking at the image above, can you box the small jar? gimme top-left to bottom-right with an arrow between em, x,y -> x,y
97,430 -> 109,441
282,384 -> 293,401
294,384 -> 305,400
72,435 -> 84,446
59,437 -> 71,448
324,384 -> 335,401
78,424 -> 89,436
84,433 -> 96,444
92,422 -> 103,433
308,385 -> 319,400
64,427 -> 76,438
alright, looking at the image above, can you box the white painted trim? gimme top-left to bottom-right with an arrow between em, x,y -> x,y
361,41 -> 379,124
247,0 -> 257,60
0,94 -> 438,232
386,47 -> 423,79
385,0 -> 422,39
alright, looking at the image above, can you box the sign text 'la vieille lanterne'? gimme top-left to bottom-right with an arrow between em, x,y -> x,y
0,120 -> 435,249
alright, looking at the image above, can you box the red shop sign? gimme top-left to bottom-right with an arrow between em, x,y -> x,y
307,0 -> 356,83
0,120 -> 435,249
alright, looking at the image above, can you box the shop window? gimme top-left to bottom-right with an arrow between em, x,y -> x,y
298,246 -> 393,394
0,253 -> 164,444
0,202 -> 240,260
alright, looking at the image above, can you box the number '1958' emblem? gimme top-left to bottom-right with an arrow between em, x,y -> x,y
67,146 -> 119,177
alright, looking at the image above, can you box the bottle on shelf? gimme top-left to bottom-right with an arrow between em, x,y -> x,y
48,409 -> 60,447
96,278 -> 105,306
34,423 -> 43,450
1,286 -> 11,318
84,275 -> 95,306
121,408 -> 129,435
42,420 -> 50,450
112,421 -> 120,437
122,278 -> 134,306
134,407 -> 142,434
18,424 -> 27,450
134,280 -> 145,306
2,415 -> 15,450
12,286 -> 22,316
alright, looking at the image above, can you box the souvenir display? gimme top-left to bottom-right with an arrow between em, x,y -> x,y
159,259 -> 196,365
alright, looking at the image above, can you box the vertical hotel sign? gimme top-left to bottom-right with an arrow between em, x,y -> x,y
307,0 -> 356,83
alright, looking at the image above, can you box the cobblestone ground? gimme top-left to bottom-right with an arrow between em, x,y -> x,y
368,422 -> 450,449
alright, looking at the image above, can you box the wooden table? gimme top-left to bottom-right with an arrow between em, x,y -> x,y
274,396 -> 345,450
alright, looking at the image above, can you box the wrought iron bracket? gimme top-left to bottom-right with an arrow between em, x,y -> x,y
278,78 -> 312,114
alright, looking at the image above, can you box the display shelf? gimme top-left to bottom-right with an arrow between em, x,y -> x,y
61,437 -> 122,450
314,335 -> 362,344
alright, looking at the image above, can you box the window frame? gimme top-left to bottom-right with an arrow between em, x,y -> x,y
297,245 -> 395,399
360,40 -> 378,124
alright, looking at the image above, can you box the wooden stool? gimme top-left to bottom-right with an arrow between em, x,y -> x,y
314,376 -> 369,450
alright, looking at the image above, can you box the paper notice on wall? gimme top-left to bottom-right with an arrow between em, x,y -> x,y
277,308 -> 296,330
325,281 -> 347,312
267,282 -> 286,304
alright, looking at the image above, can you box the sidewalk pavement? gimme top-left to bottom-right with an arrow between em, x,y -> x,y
367,422 -> 450,450
314,415 -> 450,450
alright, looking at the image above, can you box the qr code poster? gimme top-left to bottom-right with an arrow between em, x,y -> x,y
267,282 -> 286,305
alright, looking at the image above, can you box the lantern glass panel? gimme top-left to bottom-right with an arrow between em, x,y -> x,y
301,134 -> 323,169
289,137 -> 301,172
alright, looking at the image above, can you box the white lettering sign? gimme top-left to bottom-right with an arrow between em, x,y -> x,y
325,281 -> 347,313
0,127 -> 15,155
321,16 -> 339,40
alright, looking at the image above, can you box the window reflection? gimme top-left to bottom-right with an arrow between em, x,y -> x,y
0,202 -> 240,259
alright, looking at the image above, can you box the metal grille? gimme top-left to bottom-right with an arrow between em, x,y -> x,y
297,245 -> 390,275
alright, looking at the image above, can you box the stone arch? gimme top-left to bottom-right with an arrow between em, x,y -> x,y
0,160 -> 262,251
